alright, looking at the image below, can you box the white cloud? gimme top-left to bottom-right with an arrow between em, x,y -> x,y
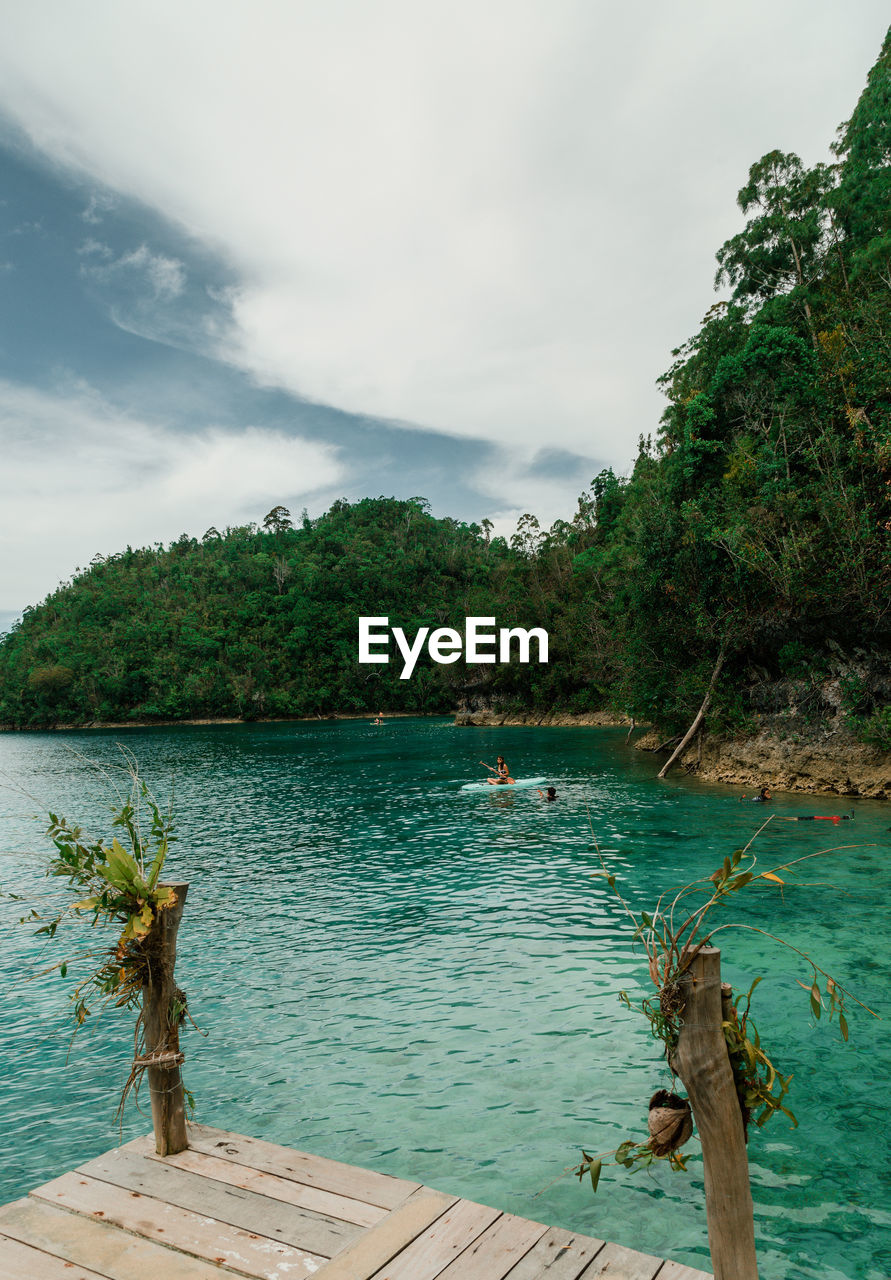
121,245 -> 185,299
77,238 -> 114,258
0,379 -> 343,614
469,451 -> 594,539
81,191 -> 116,223
0,2 -> 887,464
80,242 -> 186,299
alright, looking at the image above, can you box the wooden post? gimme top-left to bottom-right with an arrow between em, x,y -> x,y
671,947 -> 758,1280
142,882 -> 189,1156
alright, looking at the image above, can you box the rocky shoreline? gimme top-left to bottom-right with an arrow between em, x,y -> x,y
453,709 -> 632,728
454,709 -> 890,799
635,727 -> 891,800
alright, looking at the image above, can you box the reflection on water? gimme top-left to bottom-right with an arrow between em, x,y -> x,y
1,719 -> 889,1279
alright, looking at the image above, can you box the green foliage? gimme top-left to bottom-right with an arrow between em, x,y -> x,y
831,28 -> 891,283
576,1138 -> 688,1193
5,763 -> 198,1121
0,499 -> 511,724
27,665 -> 75,695
577,829 -> 876,1195
715,150 -> 830,312
851,706 -> 891,751
777,642 -> 813,678
721,977 -> 795,1132
22,773 -> 178,1029
838,671 -> 871,716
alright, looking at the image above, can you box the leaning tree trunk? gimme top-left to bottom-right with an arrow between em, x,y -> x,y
141,882 -> 189,1156
671,947 -> 758,1280
658,644 -> 727,779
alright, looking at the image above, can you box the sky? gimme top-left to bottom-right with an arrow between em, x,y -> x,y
0,2 -> 888,632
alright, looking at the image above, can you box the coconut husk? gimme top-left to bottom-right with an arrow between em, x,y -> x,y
647,1089 -> 693,1156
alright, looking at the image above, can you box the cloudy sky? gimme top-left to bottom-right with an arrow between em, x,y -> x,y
0,2 -> 888,630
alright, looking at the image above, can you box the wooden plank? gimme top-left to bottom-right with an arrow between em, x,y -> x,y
433,1210 -> 548,1279
132,1136 -> 386,1228
497,1225 -> 606,1279
186,1125 -> 418,1209
0,1231 -> 110,1280
367,1197 -> 501,1280
580,1241 -> 665,1280
656,1262 -> 713,1280
312,1190 -> 455,1280
77,1144 -> 359,1259
31,1173 -> 324,1280
0,1197 -> 228,1280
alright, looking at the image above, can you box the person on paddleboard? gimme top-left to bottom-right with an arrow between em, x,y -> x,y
482,756 -> 514,784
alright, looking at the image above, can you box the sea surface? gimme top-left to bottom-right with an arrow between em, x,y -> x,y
0,718 -> 888,1279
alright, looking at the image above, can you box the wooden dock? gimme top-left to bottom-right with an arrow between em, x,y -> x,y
0,1124 -> 713,1280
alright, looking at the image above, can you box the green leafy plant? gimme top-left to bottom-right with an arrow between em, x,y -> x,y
575,819 -> 877,1191
839,671 -> 871,717
851,706 -> 891,752
777,641 -> 816,680
11,758 -> 196,1118
24,780 -> 177,1028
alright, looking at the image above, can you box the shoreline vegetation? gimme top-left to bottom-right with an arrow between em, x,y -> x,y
1,31 -> 889,798
0,710 -> 429,731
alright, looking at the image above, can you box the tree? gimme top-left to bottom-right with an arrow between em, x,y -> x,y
262,505 -> 293,534
831,26 -> 891,283
715,150 -> 831,341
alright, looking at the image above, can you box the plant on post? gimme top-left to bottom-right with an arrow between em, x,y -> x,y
12,759 -> 194,1152
576,819 -> 876,1279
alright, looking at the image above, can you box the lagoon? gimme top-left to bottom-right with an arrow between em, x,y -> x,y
1,718 -> 888,1279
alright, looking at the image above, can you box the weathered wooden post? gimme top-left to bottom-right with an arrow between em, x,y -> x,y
141,881 -> 189,1156
671,947 -> 759,1280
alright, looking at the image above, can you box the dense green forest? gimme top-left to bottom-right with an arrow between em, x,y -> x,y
1,30 -> 890,740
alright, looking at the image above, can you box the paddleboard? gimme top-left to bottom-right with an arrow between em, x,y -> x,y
460,776 -> 548,793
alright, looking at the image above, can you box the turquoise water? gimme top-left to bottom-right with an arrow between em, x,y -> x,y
0,719 -> 889,1279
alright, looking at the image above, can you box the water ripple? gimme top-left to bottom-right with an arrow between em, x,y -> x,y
1,719 -> 889,1280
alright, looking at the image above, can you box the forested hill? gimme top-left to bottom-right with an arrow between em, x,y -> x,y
0,499 -> 541,724
1,29 -> 890,744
